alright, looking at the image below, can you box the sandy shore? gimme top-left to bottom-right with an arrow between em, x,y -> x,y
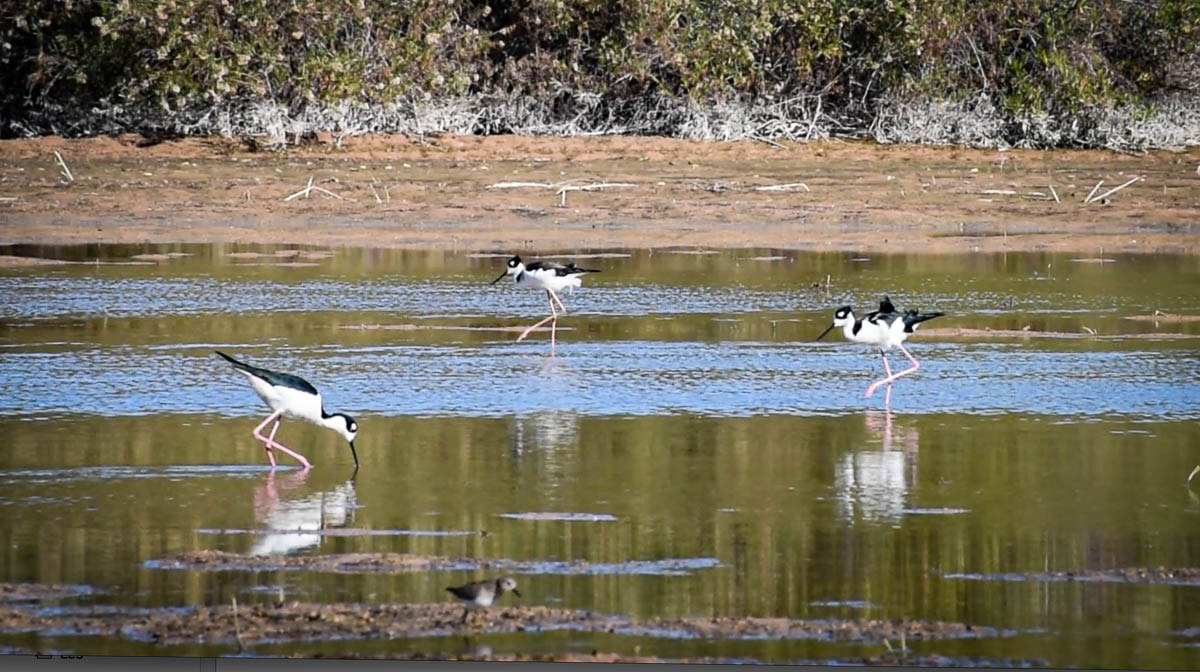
1,134 -> 1198,254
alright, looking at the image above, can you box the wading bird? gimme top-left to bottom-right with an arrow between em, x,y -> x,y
815,297 -> 944,405
216,351 -> 358,469
446,577 -> 521,624
490,255 -> 599,353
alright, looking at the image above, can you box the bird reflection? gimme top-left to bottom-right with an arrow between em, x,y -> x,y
508,410 -> 580,456
834,410 -> 920,523
250,470 -> 358,555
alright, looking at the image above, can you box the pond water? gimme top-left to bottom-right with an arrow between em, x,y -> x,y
1,245 -> 1199,667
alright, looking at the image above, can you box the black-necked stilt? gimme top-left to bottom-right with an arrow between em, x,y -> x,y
815,296 -> 944,405
446,577 -> 521,624
490,255 -> 599,353
216,351 -> 358,469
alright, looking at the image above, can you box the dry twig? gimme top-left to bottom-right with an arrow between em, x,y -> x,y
284,176 -> 315,201
1088,176 -> 1140,204
755,183 -> 810,192
53,151 -> 74,183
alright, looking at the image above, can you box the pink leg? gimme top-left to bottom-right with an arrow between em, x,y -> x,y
880,352 -> 893,407
253,411 -> 313,469
865,344 -> 921,399
517,291 -> 558,348
262,418 -> 280,468
548,292 -> 558,354
549,289 -> 567,315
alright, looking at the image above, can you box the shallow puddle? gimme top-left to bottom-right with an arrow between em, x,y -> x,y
0,244 -> 1198,667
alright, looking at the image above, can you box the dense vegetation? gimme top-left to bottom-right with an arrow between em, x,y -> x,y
3,0 -> 1198,147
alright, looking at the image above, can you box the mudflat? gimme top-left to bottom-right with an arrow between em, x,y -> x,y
1,134 -> 1197,255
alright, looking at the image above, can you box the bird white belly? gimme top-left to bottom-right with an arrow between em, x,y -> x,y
244,373 -> 324,424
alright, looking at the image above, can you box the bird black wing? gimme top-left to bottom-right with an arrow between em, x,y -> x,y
901,311 -> 945,333
865,295 -> 897,321
526,261 -> 599,276
445,582 -> 482,600
215,351 -> 319,395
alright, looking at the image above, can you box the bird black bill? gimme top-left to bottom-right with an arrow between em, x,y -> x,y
349,441 -> 359,467
489,270 -> 508,285
814,323 -> 836,341
512,589 -> 522,598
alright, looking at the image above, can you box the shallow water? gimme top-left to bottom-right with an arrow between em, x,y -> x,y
1,245 -> 1199,667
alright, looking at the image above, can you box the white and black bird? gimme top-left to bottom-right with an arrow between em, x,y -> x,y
216,351 -> 359,469
490,255 -> 599,353
446,577 -> 521,624
815,296 -> 944,405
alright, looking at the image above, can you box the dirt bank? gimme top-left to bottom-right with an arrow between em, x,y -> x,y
2,134 -> 1197,254
0,600 -> 1014,647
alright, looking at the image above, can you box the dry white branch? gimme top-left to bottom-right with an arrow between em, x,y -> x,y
755,183 -> 810,192
555,182 -> 637,195
53,151 -> 74,183
981,189 -> 1017,195
369,182 -> 382,204
485,181 -> 557,190
1084,180 -> 1104,203
1049,185 -> 1060,203
1088,176 -> 1140,204
310,185 -> 353,202
752,135 -> 785,150
284,176 -> 315,201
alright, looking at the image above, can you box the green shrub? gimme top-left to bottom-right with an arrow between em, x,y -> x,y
2,0 -> 1197,142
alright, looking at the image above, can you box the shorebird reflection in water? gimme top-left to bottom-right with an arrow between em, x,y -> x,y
815,296 -> 944,405
251,470 -> 358,555
490,255 -> 599,354
216,351 -> 359,468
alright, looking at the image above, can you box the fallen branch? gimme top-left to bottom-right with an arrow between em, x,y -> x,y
1087,176 -> 1139,204
751,135 -> 785,150
755,183 -> 810,192
1083,180 -> 1104,204
556,181 -> 636,206
284,176 -> 315,201
555,182 -> 637,195
53,151 -> 74,183
1049,185 -> 1060,203
485,181 -> 557,190
310,186 -> 352,201
980,189 -> 1017,195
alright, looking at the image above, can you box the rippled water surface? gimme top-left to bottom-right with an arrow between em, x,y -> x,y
1,245 -> 1199,667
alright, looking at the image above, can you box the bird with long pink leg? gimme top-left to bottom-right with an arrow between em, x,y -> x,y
216,351 -> 359,469
814,297 -> 944,406
490,255 -> 599,354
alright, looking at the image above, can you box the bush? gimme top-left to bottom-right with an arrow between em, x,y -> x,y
2,0 -> 1198,147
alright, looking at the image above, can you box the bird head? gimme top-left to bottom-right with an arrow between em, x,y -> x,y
815,306 -> 855,341
490,255 -> 524,285
326,413 -> 359,466
497,576 -> 521,598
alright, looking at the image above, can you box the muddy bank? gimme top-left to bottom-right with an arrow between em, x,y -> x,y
1,134 -> 1197,254
310,651 -> 1049,667
942,567 -> 1200,586
0,583 -> 98,603
0,601 -> 1016,647
146,550 -> 721,576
